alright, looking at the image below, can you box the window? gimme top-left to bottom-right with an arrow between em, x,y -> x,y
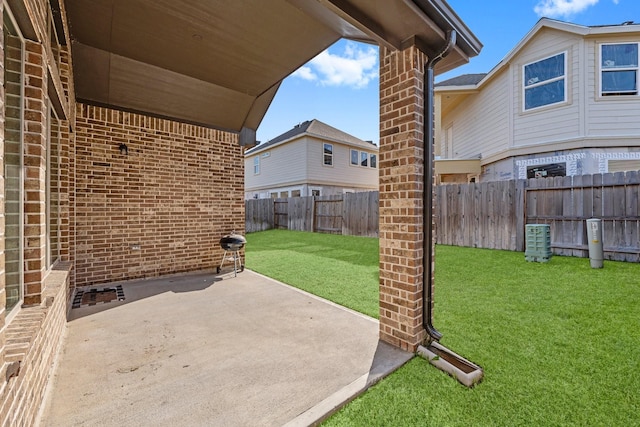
280,191 -> 289,198
370,153 -> 377,168
4,6 -> 25,317
523,52 -> 566,110
323,143 -> 333,166
601,43 -> 638,96
291,190 -> 301,197
47,104 -> 62,268
350,149 -> 358,166
253,156 -> 260,174
360,151 -> 368,167
270,192 -> 278,199
526,163 -> 566,179
311,189 -> 321,197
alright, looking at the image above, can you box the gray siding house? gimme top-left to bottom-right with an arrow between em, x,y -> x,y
245,120 -> 378,199
434,18 -> 640,183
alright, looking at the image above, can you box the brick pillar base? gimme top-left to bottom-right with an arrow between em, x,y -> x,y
378,45 -> 428,352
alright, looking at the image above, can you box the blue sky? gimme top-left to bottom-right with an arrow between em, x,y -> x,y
256,0 -> 638,145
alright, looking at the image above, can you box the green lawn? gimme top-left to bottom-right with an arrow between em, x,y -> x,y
245,229 -> 640,426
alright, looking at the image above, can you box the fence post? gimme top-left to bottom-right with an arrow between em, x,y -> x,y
311,196 -> 316,233
516,179 -> 526,251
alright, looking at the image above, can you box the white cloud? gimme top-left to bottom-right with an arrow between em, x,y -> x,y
291,66 -> 317,81
534,0 -> 599,18
291,42 -> 378,89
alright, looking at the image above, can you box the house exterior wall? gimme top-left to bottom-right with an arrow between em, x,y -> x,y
306,137 -> 378,188
245,139 -> 308,193
1,1 -> 73,425
441,71 -> 510,160
245,135 -> 378,199
511,28 -> 583,148
74,104 -> 244,287
439,25 -> 640,182
586,33 -> 640,136
378,44 -> 429,352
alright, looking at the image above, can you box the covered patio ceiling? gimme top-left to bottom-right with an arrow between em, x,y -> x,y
64,0 -> 481,142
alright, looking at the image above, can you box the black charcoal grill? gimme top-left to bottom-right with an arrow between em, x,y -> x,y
217,232 -> 246,276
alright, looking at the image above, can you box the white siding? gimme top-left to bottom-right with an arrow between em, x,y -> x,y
443,71 -> 510,159
245,136 -> 378,193
586,36 -> 640,137
512,29 -> 582,146
306,136 -> 378,188
244,141 -> 307,191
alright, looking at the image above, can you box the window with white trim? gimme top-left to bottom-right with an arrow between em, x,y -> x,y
360,151 -> 368,167
523,52 -> 566,110
601,43 -> 638,96
323,143 -> 333,166
253,156 -> 260,174
350,149 -> 358,166
370,153 -> 377,168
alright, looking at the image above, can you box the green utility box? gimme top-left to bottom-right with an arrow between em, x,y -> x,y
525,224 -> 552,262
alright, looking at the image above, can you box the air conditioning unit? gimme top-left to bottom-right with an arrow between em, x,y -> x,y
525,224 -> 551,262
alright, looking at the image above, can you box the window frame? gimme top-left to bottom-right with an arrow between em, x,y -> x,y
253,156 -> 260,175
4,2 -> 26,322
369,153 -> 377,168
350,149 -> 358,166
323,143 -> 333,166
46,103 -> 62,268
599,42 -> 639,97
522,51 -> 567,112
360,151 -> 368,167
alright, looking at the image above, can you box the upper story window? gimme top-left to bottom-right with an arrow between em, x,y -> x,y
323,143 -> 333,166
523,52 -> 566,111
360,151 -> 368,167
601,43 -> 638,96
253,156 -> 260,174
350,149 -> 378,168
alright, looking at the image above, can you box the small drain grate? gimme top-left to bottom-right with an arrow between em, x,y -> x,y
73,285 -> 125,309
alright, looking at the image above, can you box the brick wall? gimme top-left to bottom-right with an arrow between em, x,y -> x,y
0,1 -> 74,425
1,268 -> 69,426
74,104 -> 245,287
378,45 -> 429,352
23,39 -> 47,306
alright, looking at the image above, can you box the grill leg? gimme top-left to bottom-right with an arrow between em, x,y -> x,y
218,249 -> 243,277
218,250 -> 228,274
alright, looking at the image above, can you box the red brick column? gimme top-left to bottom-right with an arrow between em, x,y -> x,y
23,40 -> 47,306
378,45 -> 428,352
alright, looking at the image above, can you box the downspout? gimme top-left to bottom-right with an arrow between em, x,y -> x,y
423,30 -> 456,342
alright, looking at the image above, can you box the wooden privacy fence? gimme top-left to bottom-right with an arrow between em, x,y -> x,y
245,191 -> 379,237
246,171 -> 640,261
437,171 -> 640,262
436,179 -> 525,251
525,172 -> 640,262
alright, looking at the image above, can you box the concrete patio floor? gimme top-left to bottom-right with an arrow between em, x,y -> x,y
38,269 -> 412,426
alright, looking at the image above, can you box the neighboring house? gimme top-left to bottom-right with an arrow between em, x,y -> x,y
244,119 -> 378,199
435,18 -> 640,183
